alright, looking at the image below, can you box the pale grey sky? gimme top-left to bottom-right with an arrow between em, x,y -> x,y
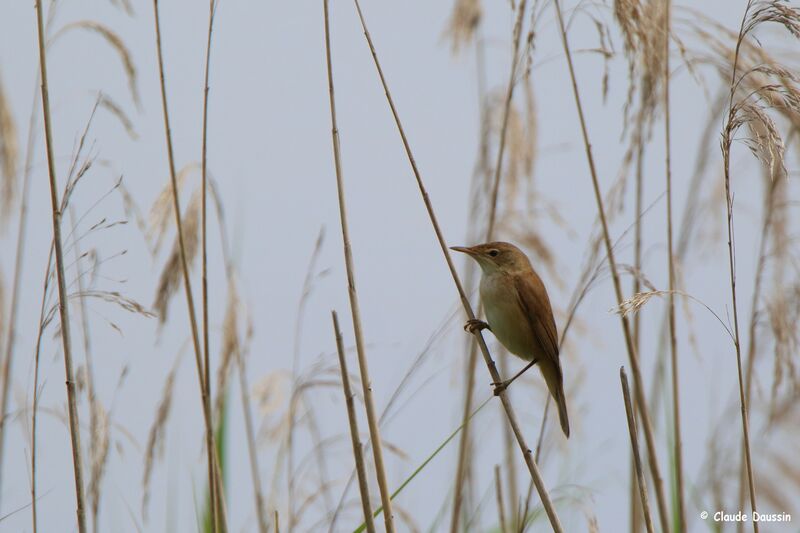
0,0 -> 797,532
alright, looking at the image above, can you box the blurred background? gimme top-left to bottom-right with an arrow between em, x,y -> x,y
0,0 -> 798,531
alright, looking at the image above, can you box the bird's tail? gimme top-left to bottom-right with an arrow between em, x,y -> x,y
540,362 -> 570,438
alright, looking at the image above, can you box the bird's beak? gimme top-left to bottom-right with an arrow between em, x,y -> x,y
450,245 -> 477,256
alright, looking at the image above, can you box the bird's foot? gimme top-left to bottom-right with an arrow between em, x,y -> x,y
464,319 -> 490,334
491,379 -> 509,396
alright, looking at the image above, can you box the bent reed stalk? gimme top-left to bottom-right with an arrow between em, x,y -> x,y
352,1 -> 563,531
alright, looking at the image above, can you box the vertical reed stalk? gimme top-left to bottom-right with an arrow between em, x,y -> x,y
721,4 -> 759,530
69,207 -> 101,533
495,465 -> 508,533
33,1 -> 86,530
662,2 -> 686,530
351,2 -> 563,530
449,33 -> 495,527
620,367 -> 655,533
551,1 -> 669,530
322,3 -> 395,531
451,4 -> 527,531
630,140 -> 645,533
200,1 -> 223,529
151,2 -> 223,530
331,311 -> 376,533
737,159 -> 783,526
31,243 -> 55,533
0,70 -> 40,508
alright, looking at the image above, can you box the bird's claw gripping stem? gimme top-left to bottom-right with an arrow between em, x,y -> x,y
464,318 -> 490,334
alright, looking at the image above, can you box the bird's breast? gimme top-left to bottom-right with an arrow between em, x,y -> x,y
480,272 -> 536,360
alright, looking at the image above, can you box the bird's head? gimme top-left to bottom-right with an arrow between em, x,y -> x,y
450,241 -> 532,275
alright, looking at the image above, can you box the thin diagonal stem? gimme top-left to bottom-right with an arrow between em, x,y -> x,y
323,3 -> 395,531
352,2 -> 562,530
551,2 -> 669,531
331,311 -> 376,533
151,2 -> 224,530
722,3 -> 758,530
620,368 -> 655,533
34,1 -> 86,531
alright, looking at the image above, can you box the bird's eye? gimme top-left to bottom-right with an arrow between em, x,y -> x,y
488,249 -> 499,257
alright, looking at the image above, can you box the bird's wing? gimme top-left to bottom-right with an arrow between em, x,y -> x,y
513,270 -> 560,369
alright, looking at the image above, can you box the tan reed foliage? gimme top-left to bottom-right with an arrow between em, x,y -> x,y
50,21 -> 140,108
719,3 -> 800,529
0,73 -> 18,224
153,189 -> 200,323
142,362 -> 177,519
98,94 -> 138,140
444,0 -> 482,54
148,163 -> 198,254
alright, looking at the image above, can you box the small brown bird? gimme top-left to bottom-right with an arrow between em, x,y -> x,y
451,242 -> 569,438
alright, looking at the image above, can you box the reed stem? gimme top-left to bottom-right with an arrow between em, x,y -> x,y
332,311 -> 376,533
151,2 -> 224,529
323,3 -> 395,530
551,1 -> 670,530
34,1 -> 87,530
620,367 -> 655,533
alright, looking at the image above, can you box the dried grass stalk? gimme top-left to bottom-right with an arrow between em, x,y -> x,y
153,190 -> 200,323
620,367 -> 655,533
34,0 -> 88,530
332,311 -> 375,533
719,3 -> 800,529
150,1 -> 224,529
452,3 -> 530,531
323,2 -> 395,530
